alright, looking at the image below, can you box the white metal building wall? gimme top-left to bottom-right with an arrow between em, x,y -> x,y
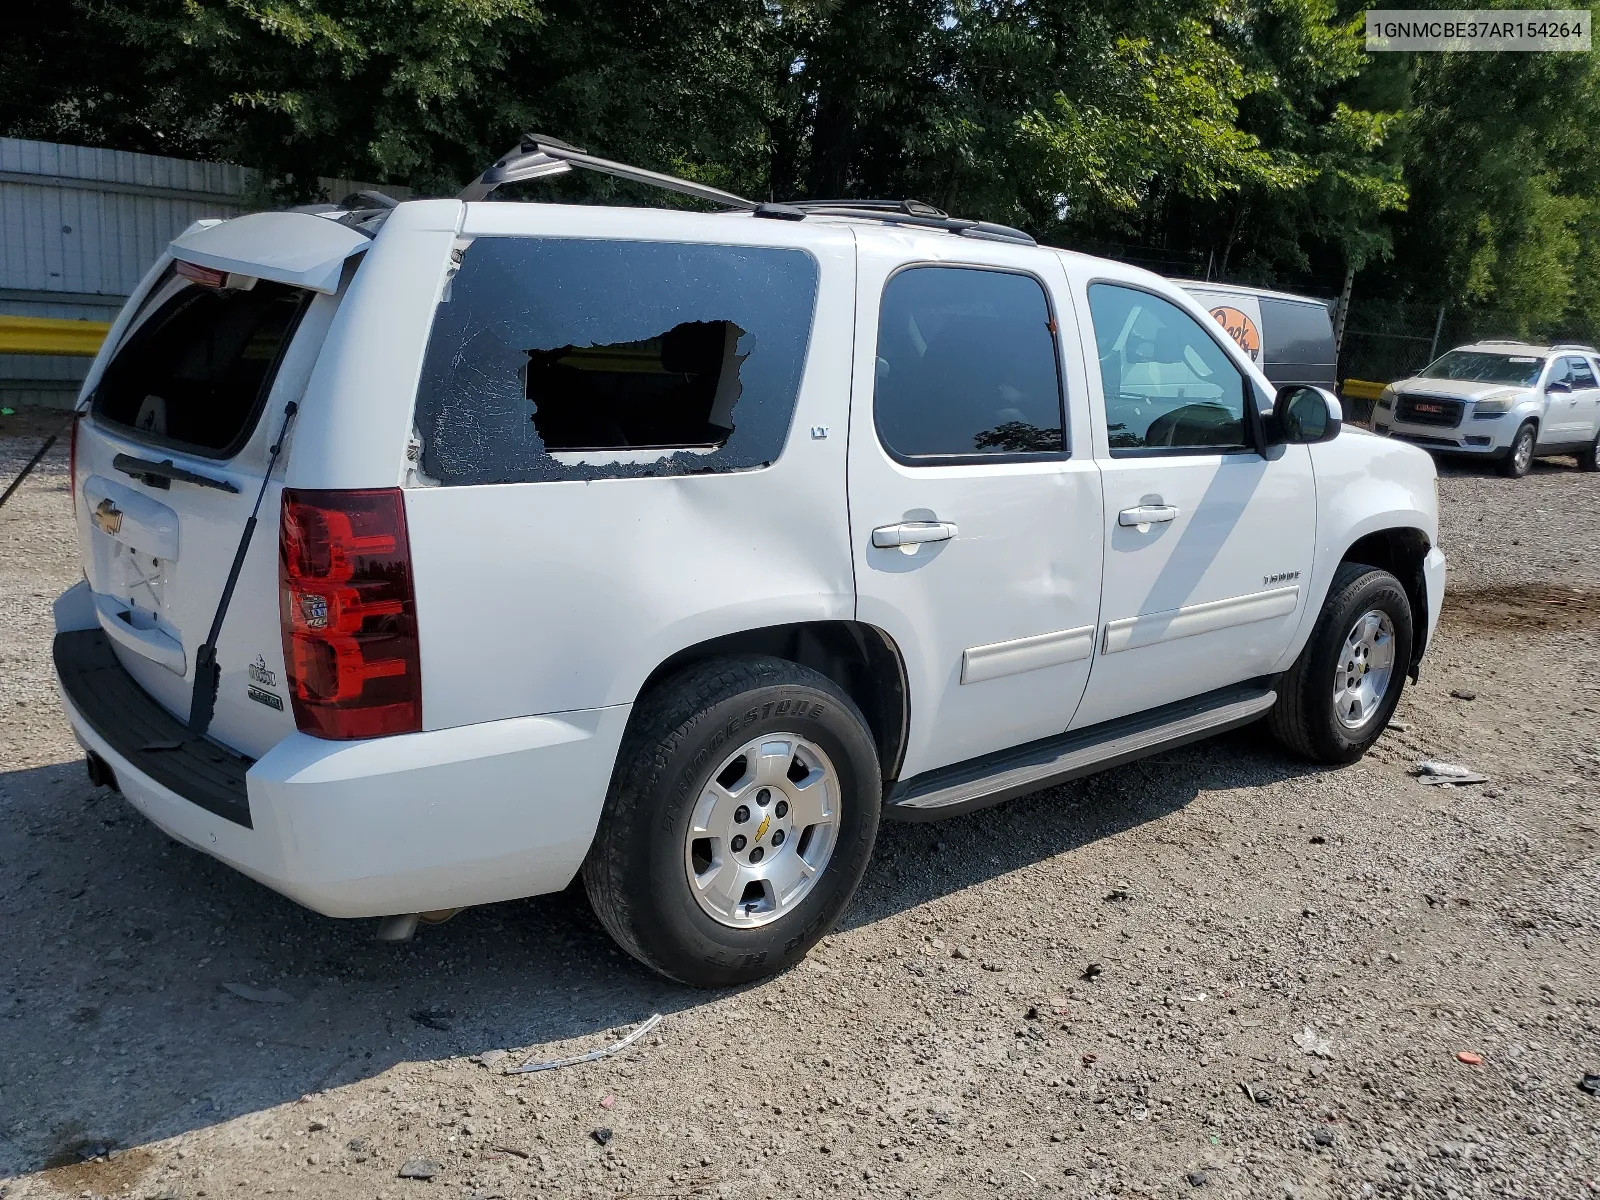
0,137 -> 408,409
0,138 -> 250,407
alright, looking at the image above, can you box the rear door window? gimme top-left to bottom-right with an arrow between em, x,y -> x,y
92,271 -> 313,457
1567,355 -> 1597,388
1259,299 -> 1334,365
412,238 -> 820,485
872,266 -> 1065,461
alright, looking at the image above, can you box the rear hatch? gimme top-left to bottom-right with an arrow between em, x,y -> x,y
71,212 -> 370,758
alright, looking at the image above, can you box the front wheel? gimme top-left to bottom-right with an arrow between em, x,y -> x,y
582,657 -> 881,987
1267,563 -> 1414,764
1499,421 -> 1537,478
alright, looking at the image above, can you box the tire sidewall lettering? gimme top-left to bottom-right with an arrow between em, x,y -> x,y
630,677 -> 879,984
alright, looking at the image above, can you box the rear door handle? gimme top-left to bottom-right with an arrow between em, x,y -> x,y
1119,504 -> 1179,527
872,520 -> 958,548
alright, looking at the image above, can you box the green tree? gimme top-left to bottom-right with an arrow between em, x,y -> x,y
3,0 -> 1415,294
1383,31 -> 1600,338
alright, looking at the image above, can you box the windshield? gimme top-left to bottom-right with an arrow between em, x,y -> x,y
1418,350 -> 1544,387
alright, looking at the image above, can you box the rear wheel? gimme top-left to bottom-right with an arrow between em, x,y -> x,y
582,657 -> 880,987
1578,426 -> 1599,472
1267,563 -> 1413,764
1499,421 -> 1537,478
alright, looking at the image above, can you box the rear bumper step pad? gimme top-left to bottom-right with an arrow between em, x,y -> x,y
54,628 -> 254,827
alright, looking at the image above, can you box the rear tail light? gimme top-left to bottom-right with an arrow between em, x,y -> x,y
174,259 -> 230,288
279,488 -> 421,739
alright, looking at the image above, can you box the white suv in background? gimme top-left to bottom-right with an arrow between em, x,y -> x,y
1375,340 -> 1600,477
52,139 -> 1446,986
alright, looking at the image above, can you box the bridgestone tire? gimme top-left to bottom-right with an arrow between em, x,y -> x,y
1267,563 -> 1413,765
1499,421 -> 1537,478
581,657 -> 881,987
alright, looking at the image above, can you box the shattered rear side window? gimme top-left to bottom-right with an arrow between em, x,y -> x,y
412,237 -> 820,484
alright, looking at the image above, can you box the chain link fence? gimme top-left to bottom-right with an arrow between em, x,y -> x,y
1339,300 -> 1449,387
1337,298 -> 1600,423
1340,299 -> 1600,384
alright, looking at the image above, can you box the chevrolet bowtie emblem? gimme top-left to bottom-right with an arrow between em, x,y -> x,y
755,813 -> 771,842
92,498 -> 124,536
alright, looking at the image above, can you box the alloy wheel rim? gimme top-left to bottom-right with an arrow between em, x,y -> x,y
683,734 -> 841,928
1333,608 -> 1396,730
1515,430 -> 1533,471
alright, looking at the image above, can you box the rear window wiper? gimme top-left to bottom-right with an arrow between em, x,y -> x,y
112,454 -> 240,493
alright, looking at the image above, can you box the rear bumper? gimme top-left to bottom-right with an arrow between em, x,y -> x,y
54,629 -> 630,918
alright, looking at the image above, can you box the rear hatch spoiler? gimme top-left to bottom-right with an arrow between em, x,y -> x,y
168,211 -> 374,294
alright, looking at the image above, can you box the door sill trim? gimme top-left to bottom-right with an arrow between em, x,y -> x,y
884,677 -> 1278,821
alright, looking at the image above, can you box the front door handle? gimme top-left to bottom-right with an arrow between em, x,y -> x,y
1118,504 -> 1179,527
872,520 -> 958,549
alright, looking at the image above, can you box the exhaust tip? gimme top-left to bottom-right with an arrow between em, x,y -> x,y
85,752 -> 119,792
374,913 -> 421,943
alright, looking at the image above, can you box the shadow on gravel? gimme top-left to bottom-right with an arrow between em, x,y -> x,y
1434,456 -> 1581,479
846,726 -> 1325,930
0,728 -> 1321,1174
0,759 -> 693,1176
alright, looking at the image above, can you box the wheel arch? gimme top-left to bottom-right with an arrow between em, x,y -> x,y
634,621 -> 911,785
1339,526 -> 1433,679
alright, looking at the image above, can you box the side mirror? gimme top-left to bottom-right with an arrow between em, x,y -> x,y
1268,385 -> 1342,445
1547,378 -> 1572,394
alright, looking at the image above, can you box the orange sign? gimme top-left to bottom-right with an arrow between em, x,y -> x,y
1210,306 -> 1260,361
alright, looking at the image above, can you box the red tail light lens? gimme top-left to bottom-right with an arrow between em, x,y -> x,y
279,488 -> 421,739
175,259 -> 230,288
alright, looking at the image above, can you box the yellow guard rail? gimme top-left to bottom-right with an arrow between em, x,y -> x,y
1340,378 -> 1388,402
0,315 -> 112,357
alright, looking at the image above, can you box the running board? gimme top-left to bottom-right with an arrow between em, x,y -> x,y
883,679 -> 1278,821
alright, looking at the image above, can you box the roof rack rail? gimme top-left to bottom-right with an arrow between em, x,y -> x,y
460,135 -> 759,209
1550,341 -> 1598,352
791,199 -> 949,217
459,137 -> 1037,245
783,203 -> 1036,245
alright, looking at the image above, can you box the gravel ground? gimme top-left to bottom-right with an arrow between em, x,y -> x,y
1,418 -> 1597,1199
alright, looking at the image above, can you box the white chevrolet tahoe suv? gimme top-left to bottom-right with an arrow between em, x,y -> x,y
1374,340 -> 1600,477
53,140 -> 1446,987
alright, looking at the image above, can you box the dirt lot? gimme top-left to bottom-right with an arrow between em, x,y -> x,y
1,420 -> 1597,1200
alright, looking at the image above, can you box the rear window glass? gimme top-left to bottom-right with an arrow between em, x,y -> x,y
93,272 -> 311,457
412,238 -> 820,485
873,266 -> 1065,461
1259,299 -> 1334,365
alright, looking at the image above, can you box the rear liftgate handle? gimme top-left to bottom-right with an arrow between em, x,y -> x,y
186,401 -> 298,736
